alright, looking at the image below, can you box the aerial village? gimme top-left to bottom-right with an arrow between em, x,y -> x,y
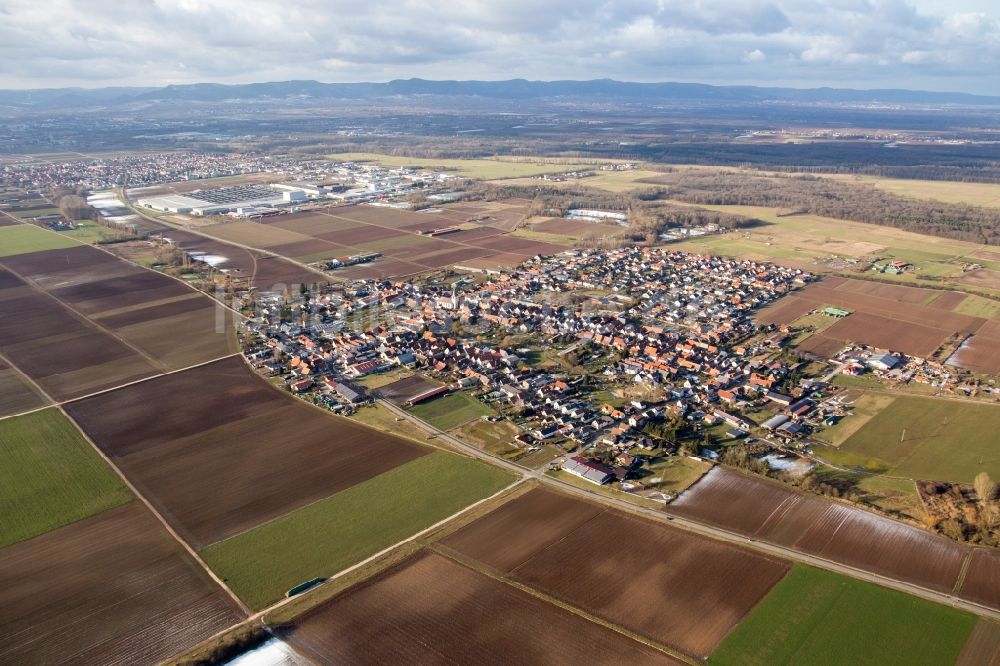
240,247 -> 840,494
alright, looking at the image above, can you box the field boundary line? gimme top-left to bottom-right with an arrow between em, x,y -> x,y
0,349 -> 54,419
235,477 -> 524,621
63,352 -> 243,405
953,549 -> 976,596
9,208 -> 251,320
429,543 -> 699,665
0,260 -> 173,373
57,403 -> 252,616
0,352 -> 244,421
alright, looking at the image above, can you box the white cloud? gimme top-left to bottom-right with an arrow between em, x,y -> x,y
0,0 -> 997,94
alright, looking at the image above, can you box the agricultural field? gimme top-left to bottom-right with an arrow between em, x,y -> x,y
0,244 -> 238,400
820,174 -> 1000,208
670,468 -> 970,595
161,229 -> 326,289
957,620 -> 1000,666
442,487 -> 790,659
0,408 -> 131,547
518,216 -> 627,243
822,395 -> 1000,483
407,391 -> 492,430
326,152 -> 595,179
493,168 -> 667,192
756,276 -> 1000,366
280,550 -> 683,665
813,392 -> 903,447
348,402 -> 431,444
640,455 -> 713,494
0,223 -> 82,256
451,418 -> 521,456
709,565 -> 977,666
0,502 -> 244,665
58,219 -> 123,243
201,452 -> 514,609
669,202 -> 1000,295
0,359 -> 47,416
197,203 -> 568,278
0,269 -> 161,401
64,356 -> 429,548
958,549 -> 1000,611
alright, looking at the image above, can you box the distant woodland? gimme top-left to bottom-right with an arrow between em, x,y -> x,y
646,171 -> 1000,245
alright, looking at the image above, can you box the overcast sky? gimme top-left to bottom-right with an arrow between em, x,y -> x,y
1,0 -> 999,94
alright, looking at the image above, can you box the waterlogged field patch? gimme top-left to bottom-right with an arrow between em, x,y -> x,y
670,467 -> 969,593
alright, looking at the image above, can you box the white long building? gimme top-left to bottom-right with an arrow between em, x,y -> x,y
137,184 -> 308,216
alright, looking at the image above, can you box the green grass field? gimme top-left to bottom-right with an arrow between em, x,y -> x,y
0,409 -> 131,547
326,152 -> 594,179
709,565 -> 976,666
0,224 -> 82,257
408,391 -> 492,430
200,451 -> 515,609
59,220 -> 122,244
823,395 -> 1000,483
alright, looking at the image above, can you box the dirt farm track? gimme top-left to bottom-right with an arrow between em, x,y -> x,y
442,487 -> 789,659
282,551 -> 684,666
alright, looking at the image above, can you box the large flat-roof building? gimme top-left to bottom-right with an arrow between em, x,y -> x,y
137,184 -> 308,216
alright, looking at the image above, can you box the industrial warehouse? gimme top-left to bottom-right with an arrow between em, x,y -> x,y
136,182 -> 327,216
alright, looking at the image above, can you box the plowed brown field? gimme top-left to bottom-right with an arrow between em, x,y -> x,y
282,551 -> 683,666
0,245 -> 237,397
444,487 -> 789,659
670,467 -> 969,593
64,356 -> 427,547
959,549 -> 1000,611
757,276 -> 992,361
0,502 -> 243,666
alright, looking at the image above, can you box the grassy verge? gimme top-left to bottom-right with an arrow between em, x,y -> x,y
709,565 -> 976,665
0,408 -> 131,546
201,451 -> 515,609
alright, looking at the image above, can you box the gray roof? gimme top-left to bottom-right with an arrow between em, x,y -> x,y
762,414 -> 791,430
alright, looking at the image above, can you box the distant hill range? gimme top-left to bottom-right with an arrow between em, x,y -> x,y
3,78 -> 1000,111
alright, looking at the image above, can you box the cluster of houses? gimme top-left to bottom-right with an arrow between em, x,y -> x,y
239,246 -> 830,485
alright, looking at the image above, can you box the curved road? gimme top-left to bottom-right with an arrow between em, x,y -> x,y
376,398 -> 1000,622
